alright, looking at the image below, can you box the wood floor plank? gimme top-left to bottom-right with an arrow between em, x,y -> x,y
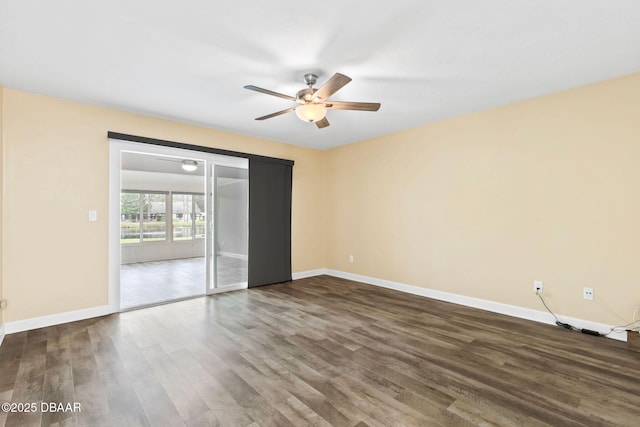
41,358 -> 76,426
274,396 -> 333,427
140,344 -> 210,423
168,349 -> 254,426
133,381 -> 185,427
215,368 -> 295,426
2,275 -> 640,426
102,386 -> 150,427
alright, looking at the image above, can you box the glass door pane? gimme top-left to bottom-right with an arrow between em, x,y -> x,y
211,164 -> 249,289
119,151 -> 205,310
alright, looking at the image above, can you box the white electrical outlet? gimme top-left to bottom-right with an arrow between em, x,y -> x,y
583,288 -> 594,301
349,255 -> 354,263
88,210 -> 97,222
533,280 -> 543,294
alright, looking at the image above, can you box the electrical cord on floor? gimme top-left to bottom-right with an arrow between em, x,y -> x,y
608,320 -> 640,335
536,293 -> 640,337
536,292 -> 604,336
537,292 -> 577,330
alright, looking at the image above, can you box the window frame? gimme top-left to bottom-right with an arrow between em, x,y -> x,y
171,191 -> 206,242
120,190 -> 169,244
121,190 -> 205,245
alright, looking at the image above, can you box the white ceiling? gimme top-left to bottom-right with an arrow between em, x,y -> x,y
122,152 -> 206,176
1,1 -> 639,150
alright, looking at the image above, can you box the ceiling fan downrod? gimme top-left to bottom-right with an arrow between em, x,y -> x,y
303,73 -> 318,87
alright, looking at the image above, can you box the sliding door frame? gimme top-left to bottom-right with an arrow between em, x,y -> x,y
108,132 -> 294,312
108,139 -> 251,311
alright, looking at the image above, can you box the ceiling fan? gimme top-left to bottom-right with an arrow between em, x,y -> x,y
244,73 -> 381,129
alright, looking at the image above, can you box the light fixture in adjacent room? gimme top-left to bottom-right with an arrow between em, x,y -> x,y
295,103 -> 327,123
181,159 -> 198,172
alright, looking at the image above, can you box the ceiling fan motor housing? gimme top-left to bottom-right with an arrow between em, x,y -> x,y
296,87 -> 318,103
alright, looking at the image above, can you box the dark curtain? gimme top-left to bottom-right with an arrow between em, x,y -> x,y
248,158 -> 293,287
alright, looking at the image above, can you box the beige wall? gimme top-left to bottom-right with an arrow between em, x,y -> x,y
3,73 -> 639,329
325,73 -> 640,327
2,89 -> 325,322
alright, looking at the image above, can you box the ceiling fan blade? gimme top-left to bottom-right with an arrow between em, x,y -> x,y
315,117 -> 330,129
244,85 -> 298,102
255,107 -> 296,121
313,73 -> 352,100
326,101 -> 381,111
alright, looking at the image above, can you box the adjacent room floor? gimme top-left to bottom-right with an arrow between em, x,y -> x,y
1,275 -> 638,426
120,256 -> 248,309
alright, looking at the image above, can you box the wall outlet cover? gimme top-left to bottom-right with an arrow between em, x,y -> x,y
533,280 -> 543,293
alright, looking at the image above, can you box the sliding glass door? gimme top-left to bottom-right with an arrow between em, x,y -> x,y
119,152 -> 207,309
110,132 -> 295,311
113,140 -> 248,310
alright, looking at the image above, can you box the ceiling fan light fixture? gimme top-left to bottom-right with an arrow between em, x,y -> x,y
181,159 -> 198,172
295,103 -> 327,123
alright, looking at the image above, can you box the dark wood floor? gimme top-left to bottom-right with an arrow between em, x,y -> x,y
1,275 -> 639,426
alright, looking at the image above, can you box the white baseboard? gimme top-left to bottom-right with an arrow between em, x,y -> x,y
0,269 -> 625,347
3,305 -> 114,335
292,269 -> 329,280
296,269 -> 626,342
